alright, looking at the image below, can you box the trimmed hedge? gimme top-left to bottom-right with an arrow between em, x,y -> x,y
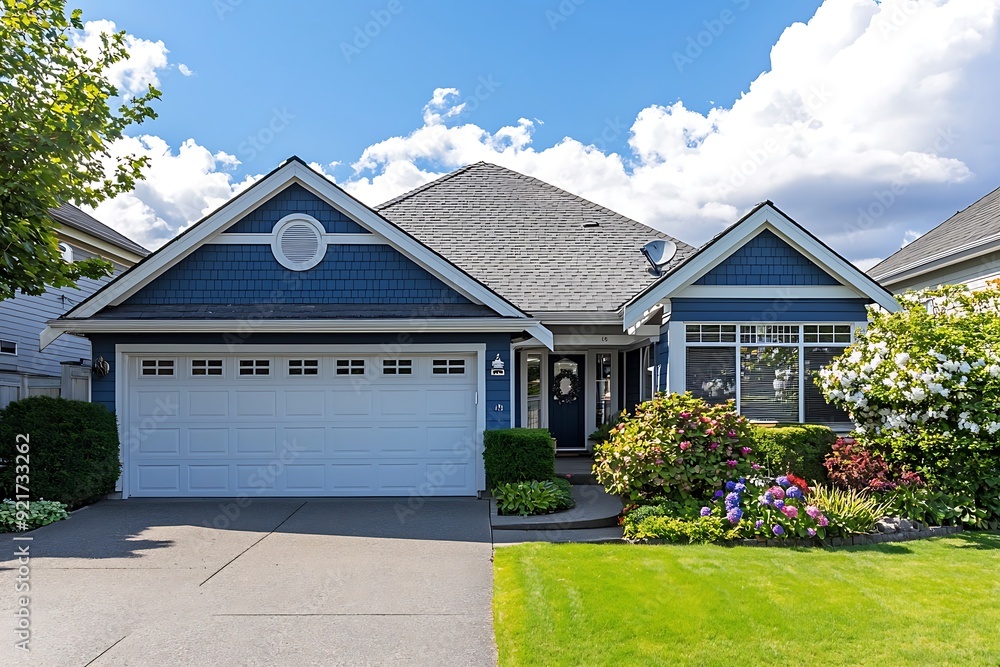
0,396 -> 121,507
752,424 -> 837,485
483,428 -> 554,488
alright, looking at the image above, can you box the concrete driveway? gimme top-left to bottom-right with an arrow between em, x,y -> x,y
0,498 -> 496,667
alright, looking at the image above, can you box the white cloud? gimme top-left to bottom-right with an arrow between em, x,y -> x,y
852,257 -> 884,272
90,0 -> 1000,267
74,20 -> 169,95
901,229 -> 924,247
178,63 -> 194,77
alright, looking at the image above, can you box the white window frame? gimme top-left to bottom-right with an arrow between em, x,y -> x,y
238,358 -> 271,377
382,359 -> 413,376
287,358 -> 320,377
335,358 -> 366,376
191,359 -> 224,377
432,359 -> 466,375
139,359 -> 175,377
678,322 -> 858,423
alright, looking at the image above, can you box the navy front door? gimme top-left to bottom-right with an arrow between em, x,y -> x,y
548,355 -> 585,450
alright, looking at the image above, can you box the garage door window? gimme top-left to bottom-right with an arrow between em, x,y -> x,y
382,359 -> 412,375
239,359 -> 270,376
191,359 -> 223,376
432,359 -> 465,375
141,359 -> 174,376
336,359 -> 365,375
288,359 -> 319,376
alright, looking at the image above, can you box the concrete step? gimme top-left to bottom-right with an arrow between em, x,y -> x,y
493,526 -> 624,545
491,485 -> 622,531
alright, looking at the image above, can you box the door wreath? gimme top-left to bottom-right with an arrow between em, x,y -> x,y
551,367 -> 581,404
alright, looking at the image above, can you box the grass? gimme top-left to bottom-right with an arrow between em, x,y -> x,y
493,533 -> 1000,666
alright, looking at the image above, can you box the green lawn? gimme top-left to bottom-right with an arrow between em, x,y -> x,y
493,533 -> 1000,666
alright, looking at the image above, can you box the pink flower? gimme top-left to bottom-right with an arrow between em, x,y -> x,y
768,486 -> 785,500
751,463 -> 761,471
655,459 -> 664,465
806,505 -> 821,519
817,515 -> 829,527
706,429 -> 715,436
741,447 -> 752,456
709,442 -> 719,451
727,430 -> 738,438
781,505 -> 799,519
679,412 -> 691,419
679,441 -> 691,451
726,460 -> 738,468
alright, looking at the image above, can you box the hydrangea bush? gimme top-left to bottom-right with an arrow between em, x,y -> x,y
593,393 -> 757,502
818,285 -> 1000,526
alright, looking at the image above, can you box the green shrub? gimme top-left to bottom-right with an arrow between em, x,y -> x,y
494,480 -> 572,516
483,428 -> 554,488
0,499 -> 68,532
809,484 -> 890,535
548,476 -> 575,511
593,392 -> 757,503
625,514 -> 728,543
752,424 -> 836,484
0,396 -> 121,507
884,484 -> 979,527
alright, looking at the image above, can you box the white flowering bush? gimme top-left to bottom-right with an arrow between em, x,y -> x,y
818,284 -> 1000,527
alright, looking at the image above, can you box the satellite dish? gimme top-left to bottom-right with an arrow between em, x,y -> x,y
640,239 -> 677,275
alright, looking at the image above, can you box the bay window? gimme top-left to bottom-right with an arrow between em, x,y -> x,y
683,323 -> 855,425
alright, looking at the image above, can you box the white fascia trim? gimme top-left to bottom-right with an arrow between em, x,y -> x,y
623,205 -> 900,330
57,225 -> 145,267
65,160 -> 527,320
42,318 -> 554,350
208,233 -> 385,245
873,236 -> 1000,284
675,285 -> 861,299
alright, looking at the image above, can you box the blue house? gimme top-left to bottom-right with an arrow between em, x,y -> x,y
43,158 -> 898,498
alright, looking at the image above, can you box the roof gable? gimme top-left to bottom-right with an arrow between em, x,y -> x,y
623,201 -> 900,330
377,162 -> 696,313
62,157 -> 530,322
693,229 -> 840,286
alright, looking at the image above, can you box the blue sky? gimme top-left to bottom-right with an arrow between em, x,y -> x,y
73,1 -> 1000,270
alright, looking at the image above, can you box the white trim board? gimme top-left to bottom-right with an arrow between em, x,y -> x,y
208,233 -> 385,245
63,158 -> 528,321
41,318 -> 554,351
622,203 -> 900,330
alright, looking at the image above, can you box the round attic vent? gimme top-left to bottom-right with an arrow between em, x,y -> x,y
271,214 -> 326,270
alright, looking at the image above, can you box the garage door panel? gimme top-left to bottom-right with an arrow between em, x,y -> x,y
236,391 -> 277,417
188,428 -> 229,455
285,391 -> 325,417
330,390 -> 373,416
189,391 -> 228,417
127,352 -> 479,497
188,465 -> 230,492
235,427 -> 276,454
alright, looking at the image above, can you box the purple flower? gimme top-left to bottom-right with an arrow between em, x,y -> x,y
768,486 -> 786,501
741,446 -> 752,456
781,505 -> 799,519
679,412 -> 691,419
725,492 -> 741,510
760,491 -> 774,506
727,430 -> 738,439
817,515 -> 829,527
700,506 -> 712,517
755,520 -> 764,530
807,528 -> 817,537
773,499 -> 785,510
734,483 -> 746,493
725,481 -> 736,491
726,507 -> 743,524
786,486 -> 804,500
709,442 -> 720,451
726,460 -> 738,468
776,476 -> 791,488
751,463 -> 761,471
714,490 -> 724,499
806,505 -> 822,519
772,524 -> 785,536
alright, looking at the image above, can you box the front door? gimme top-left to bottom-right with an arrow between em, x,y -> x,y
548,355 -> 585,450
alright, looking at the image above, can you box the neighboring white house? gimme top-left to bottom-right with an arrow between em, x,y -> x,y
869,186 -> 1000,293
0,204 -> 148,408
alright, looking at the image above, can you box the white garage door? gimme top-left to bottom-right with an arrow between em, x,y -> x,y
124,351 -> 480,497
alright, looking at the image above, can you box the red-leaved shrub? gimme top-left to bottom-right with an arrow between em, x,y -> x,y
824,437 -> 922,492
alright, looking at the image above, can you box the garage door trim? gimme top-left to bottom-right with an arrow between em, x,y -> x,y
115,343 -> 488,498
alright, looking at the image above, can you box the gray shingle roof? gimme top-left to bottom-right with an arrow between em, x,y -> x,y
49,202 -> 149,257
376,162 -> 694,313
868,185 -> 1000,282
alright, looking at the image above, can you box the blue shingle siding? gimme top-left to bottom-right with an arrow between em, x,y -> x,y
223,183 -> 371,234
123,244 -> 471,306
655,325 -> 670,392
89,332 -> 512,431
671,298 -> 869,322
694,230 -> 840,286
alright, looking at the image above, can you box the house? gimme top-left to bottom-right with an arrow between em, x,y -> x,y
41,158 -> 898,498
0,203 -> 148,408
868,186 -> 1000,292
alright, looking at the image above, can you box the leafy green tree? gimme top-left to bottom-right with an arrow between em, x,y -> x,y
0,0 -> 159,298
